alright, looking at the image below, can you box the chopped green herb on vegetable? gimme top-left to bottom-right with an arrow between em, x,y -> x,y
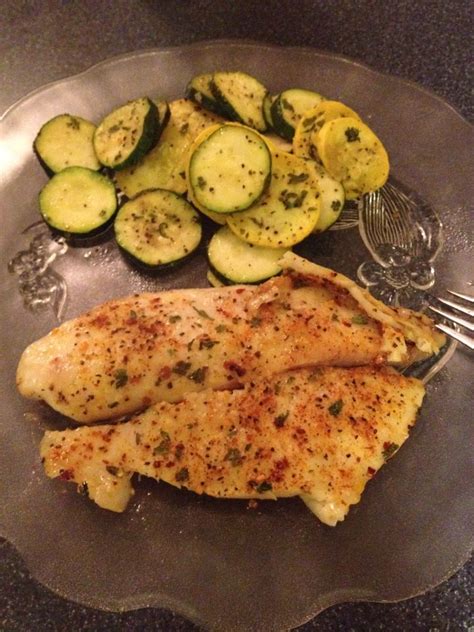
345,127 -> 360,142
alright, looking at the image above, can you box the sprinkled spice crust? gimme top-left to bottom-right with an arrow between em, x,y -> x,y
40,364 -> 425,526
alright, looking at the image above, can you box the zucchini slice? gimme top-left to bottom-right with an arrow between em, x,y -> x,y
115,99 -> 222,198
93,97 -> 161,170
227,151 -> 320,248
185,73 -> 226,116
114,189 -> 202,269
155,99 -> 171,132
187,191 -> 228,225
263,93 -> 277,129
39,166 -> 117,235
190,202 -> 227,226
207,226 -> 287,285
187,199 -> 228,226
185,124 -> 228,225
310,100 -> 360,136
305,161 -> 345,233
206,269 -> 225,288
293,101 -> 361,161
188,123 -> 272,214
34,114 -> 100,175
198,209 -> 228,225
315,117 -> 390,199
271,89 -> 325,141
210,71 -> 268,132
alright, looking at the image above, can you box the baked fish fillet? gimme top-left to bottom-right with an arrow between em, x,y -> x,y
18,253 -> 443,423
40,366 -> 425,525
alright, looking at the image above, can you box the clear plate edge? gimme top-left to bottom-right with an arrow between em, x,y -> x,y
0,39 -> 471,127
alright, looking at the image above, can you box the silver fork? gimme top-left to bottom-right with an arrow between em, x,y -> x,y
428,290 -> 474,351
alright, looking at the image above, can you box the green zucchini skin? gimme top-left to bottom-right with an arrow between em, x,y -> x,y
207,261 -> 236,286
34,147 -> 61,179
48,216 -> 116,245
207,226 -> 286,285
188,124 -> 272,214
210,72 -> 268,132
93,98 -> 161,171
185,73 -> 227,117
38,166 -> 117,237
271,89 -> 325,141
114,188 -> 202,271
115,98 -> 222,199
207,261 -> 283,287
33,113 -> 100,176
155,100 -> 171,136
118,242 -> 200,274
206,268 -> 226,288
262,94 -> 277,130
270,96 -> 295,141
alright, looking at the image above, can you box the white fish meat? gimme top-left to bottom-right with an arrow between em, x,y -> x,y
18,254 -> 443,423
40,365 -> 425,525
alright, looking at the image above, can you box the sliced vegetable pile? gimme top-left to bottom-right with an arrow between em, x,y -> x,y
32,70 -> 390,279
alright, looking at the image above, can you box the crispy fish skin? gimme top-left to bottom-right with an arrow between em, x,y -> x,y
40,366 -> 425,525
17,256 -> 441,424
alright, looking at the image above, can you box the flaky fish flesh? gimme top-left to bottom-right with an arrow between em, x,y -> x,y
41,365 -> 425,525
18,254 -> 443,423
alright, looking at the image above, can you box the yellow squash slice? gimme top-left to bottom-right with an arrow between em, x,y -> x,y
293,100 -> 361,160
227,151 -> 320,248
315,117 -> 389,199
304,160 -> 345,233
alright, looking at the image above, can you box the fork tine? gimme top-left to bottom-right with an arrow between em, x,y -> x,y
435,323 -> 474,351
447,289 -> 474,303
428,305 -> 474,332
436,296 -> 474,318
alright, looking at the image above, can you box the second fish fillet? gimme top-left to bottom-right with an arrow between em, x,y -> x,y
40,365 -> 425,525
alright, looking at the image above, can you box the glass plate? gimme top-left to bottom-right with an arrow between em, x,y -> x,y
0,41 -> 473,632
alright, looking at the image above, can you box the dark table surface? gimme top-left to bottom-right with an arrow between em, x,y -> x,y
1,1 -> 472,630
